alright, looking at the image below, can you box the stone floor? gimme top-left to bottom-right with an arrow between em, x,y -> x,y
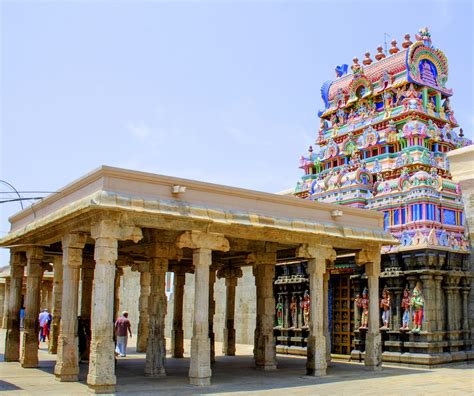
0,330 -> 472,395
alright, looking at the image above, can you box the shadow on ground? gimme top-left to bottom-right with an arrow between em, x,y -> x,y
33,352 -> 432,395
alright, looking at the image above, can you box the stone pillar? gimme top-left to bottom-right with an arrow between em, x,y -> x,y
81,258 -> 95,320
145,250 -> 169,377
217,266 -> 243,356
0,282 -> 5,329
4,251 -> 26,361
461,278 -> 470,333
2,279 -> 10,329
298,245 -> 336,376
136,262 -> 151,353
176,230 -> 230,386
171,270 -> 185,358
356,249 -> 382,370
385,277 -> 403,331
54,233 -> 86,381
307,255 -> 327,375
323,271 -> 331,363
21,247 -> 44,368
252,249 -> 277,371
87,218 -> 142,394
420,274 -> 436,332
49,256 -> 63,354
444,276 -> 460,333
113,268 -> 123,322
434,275 -> 444,331
209,264 -> 219,363
79,257 -> 94,361
191,248 -> 211,383
406,275 -> 418,329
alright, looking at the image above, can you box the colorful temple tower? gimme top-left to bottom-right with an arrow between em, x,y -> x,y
274,28 -> 472,365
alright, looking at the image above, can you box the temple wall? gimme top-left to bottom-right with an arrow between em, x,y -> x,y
118,267 -> 140,335
447,145 -> 474,338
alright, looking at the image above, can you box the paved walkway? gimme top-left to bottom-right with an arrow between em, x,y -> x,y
0,330 -> 472,395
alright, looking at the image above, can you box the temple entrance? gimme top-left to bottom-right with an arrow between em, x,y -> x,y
330,273 -> 353,355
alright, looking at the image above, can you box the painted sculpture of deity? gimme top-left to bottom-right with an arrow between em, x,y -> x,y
301,290 -> 311,328
276,296 -> 283,328
379,288 -> 391,329
411,282 -> 425,333
290,295 -> 298,328
400,287 -> 411,330
355,288 -> 369,329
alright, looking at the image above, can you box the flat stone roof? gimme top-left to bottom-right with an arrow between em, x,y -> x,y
0,166 -> 396,250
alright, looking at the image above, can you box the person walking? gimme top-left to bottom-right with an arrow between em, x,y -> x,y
20,306 -> 25,328
38,309 -> 51,343
114,311 -> 132,357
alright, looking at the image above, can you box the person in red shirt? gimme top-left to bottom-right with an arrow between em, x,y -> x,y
114,311 -> 132,357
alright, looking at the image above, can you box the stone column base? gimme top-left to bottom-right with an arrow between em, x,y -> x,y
88,384 -> 116,394
55,373 -> 78,382
190,376 -> 211,386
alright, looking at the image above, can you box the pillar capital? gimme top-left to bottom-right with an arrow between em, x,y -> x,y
297,244 -> 336,262
176,231 -> 229,252
356,248 -> 381,277
146,242 -> 182,261
444,275 -> 461,288
26,246 -> 44,262
217,266 -> 243,280
91,218 -> 142,243
131,260 -> 150,273
62,232 -> 87,249
11,251 -> 27,268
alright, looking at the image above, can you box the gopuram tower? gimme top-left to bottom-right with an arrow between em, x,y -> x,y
274,28 -> 472,365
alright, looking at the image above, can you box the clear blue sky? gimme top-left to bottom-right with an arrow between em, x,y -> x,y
1,0 -> 472,263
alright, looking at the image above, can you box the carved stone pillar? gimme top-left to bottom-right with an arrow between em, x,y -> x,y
81,257 -> 95,320
385,277 -> 403,331
461,277 -> 470,333
419,274 -> 436,332
356,249 -> 382,370
145,256 -> 168,377
55,233 -> 87,381
49,256 -> 63,354
0,282 -> 5,329
217,266 -> 243,356
298,245 -> 335,376
176,230 -> 230,386
434,275 -> 444,331
79,257 -> 95,360
252,249 -> 277,371
323,271 -> 331,363
209,264 -> 218,363
4,251 -> 26,361
444,276 -> 460,334
136,262 -> 150,353
406,275 -> 418,328
21,247 -> 44,368
171,269 -> 185,358
87,218 -> 142,394
113,267 -> 123,322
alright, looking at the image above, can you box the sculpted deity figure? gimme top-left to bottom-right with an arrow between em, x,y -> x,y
301,290 -> 311,328
355,288 -> 369,329
410,282 -> 425,333
379,288 -> 391,329
276,296 -> 283,328
400,287 -> 411,330
290,295 -> 298,328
